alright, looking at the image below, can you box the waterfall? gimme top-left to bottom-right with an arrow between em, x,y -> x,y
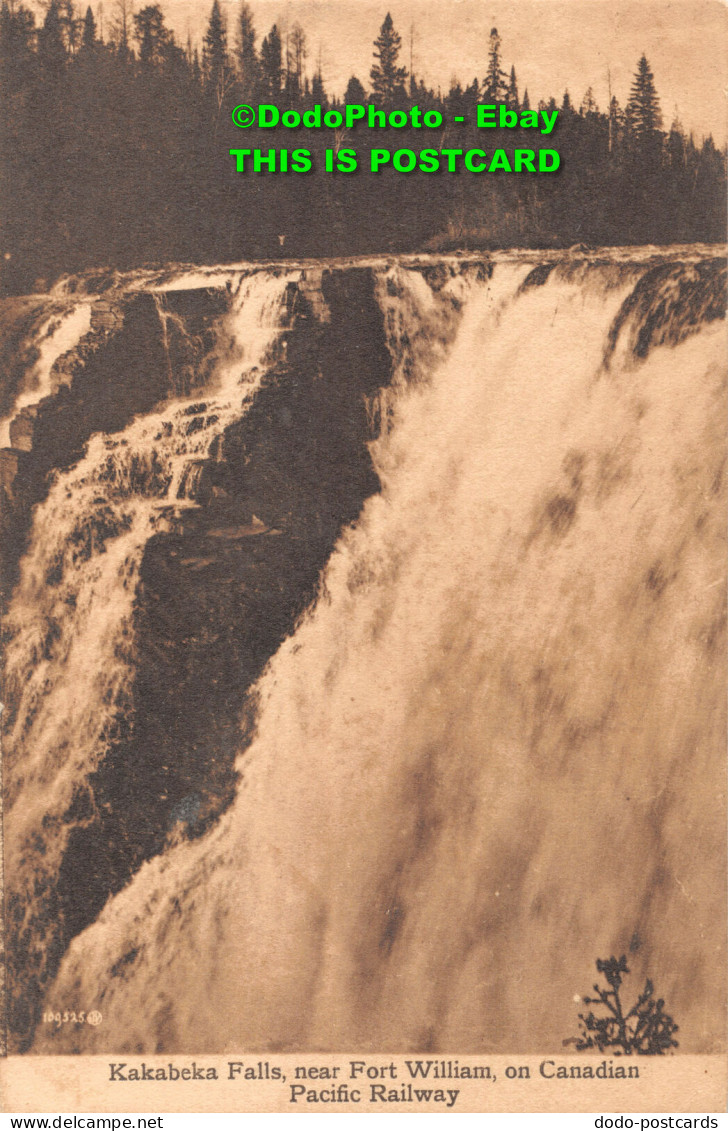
0,303 -> 93,448
1,250 -> 724,1056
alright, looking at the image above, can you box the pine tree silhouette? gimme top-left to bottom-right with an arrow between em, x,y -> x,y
370,13 -> 407,105
235,2 -> 258,97
344,75 -> 367,104
133,5 -> 171,68
38,0 -> 67,80
202,0 -> 228,90
260,23 -> 282,96
80,6 -> 97,52
626,55 -> 663,138
506,64 -> 519,111
482,27 -> 507,101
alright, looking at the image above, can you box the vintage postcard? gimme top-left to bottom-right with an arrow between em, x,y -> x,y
0,0 -> 726,1114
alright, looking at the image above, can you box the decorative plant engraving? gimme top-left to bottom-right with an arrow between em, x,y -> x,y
569,955 -> 679,1054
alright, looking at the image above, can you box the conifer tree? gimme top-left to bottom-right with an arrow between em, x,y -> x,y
666,115 -> 686,171
0,2 -> 36,90
482,27 -> 507,101
235,2 -> 257,95
283,24 -> 306,101
134,4 -> 171,67
561,88 -> 575,118
80,5 -> 96,50
580,86 -> 598,115
38,0 -> 67,80
459,76 -> 479,122
465,77 -> 479,102
370,12 -> 407,105
59,0 -> 81,56
202,0 -> 229,91
608,95 -> 624,152
506,64 -> 519,110
626,55 -> 662,138
447,76 -> 464,118
311,64 -> 327,107
522,87 -> 530,111
260,23 -> 282,96
344,74 -> 366,104
110,0 -> 132,60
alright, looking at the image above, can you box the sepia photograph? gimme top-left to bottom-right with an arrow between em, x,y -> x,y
0,0 -> 725,1113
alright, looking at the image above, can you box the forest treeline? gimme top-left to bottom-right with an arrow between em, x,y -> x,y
0,0 -> 725,292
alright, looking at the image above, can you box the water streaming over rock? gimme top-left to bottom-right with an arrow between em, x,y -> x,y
1,270 -> 301,1042
0,304 -> 94,449
0,248 -> 725,1055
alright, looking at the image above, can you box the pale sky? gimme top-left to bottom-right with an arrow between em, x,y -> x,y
94,0 -> 727,143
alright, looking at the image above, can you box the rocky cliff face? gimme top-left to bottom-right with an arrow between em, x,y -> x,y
1,248 -> 725,1056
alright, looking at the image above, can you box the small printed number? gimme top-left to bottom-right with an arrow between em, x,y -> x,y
42,1010 -> 100,1027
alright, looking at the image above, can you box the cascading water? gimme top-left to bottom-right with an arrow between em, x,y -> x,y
1,249 -> 725,1057
1,270 -> 299,1043
0,303 -> 93,448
